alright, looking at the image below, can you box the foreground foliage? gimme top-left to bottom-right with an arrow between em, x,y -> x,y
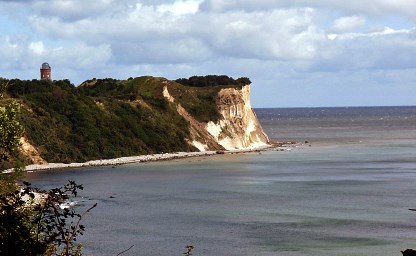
0,181 -> 96,256
0,81 -> 25,191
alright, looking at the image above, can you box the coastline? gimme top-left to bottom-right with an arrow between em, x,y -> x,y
10,142 -> 291,173
25,151 -> 219,172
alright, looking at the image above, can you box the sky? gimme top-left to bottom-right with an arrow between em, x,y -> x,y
1,0 -> 415,108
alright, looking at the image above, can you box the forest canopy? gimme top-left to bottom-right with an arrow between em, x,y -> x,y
175,75 -> 251,87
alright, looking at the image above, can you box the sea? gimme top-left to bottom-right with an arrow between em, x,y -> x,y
26,106 -> 416,256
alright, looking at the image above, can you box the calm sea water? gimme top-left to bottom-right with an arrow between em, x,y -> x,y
27,106 -> 416,256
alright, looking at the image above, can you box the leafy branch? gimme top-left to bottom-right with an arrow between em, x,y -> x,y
0,181 -> 96,256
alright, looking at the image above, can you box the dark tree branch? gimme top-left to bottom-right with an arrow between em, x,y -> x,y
116,245 -> 135,256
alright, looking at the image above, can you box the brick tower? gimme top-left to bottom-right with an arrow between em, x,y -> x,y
40,62 -> 51,80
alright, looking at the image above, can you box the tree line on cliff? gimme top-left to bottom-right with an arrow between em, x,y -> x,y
175,75 -> 250,87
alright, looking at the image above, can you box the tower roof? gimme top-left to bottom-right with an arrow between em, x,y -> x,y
41,62 -> 51,69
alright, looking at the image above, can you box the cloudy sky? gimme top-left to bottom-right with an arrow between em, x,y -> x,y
1,0 -> 415,107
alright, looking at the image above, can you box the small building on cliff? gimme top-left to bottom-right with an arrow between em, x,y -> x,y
40,62 -> 51,80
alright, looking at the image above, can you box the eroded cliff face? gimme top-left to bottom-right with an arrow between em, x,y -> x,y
207,85 -> 270,150
164,84 -> 270,151
19,137 -> 47,164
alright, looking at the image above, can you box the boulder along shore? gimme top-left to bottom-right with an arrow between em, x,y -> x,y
4,142 -> 292,173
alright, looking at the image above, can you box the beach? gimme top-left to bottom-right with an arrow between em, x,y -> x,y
19,142 -> 287,172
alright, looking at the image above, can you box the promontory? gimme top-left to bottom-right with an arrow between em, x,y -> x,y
0,75 -> 270,169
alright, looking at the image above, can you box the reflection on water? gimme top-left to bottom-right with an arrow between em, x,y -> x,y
27,107 -> 416,256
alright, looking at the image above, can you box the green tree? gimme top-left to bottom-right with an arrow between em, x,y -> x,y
0,100 -> 22,162
0,81 -> 24,193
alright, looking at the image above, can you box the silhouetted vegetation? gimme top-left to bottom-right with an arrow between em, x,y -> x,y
0,181 -> 96,256
183,245 -> 194,256
175,75 -> 251,87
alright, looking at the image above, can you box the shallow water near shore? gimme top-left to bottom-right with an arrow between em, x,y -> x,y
27,106 -> 416,256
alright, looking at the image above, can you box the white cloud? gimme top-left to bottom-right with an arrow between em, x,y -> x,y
50,43 -> 112,69
192,8 -> 325,60
27,5 -> 328,63
0,36 -> 22,69
378,0 -> 416,20
31,0 -> 117,21
0,33 -> 111,77
157,0 -> 202,15
29,41 -> 45,55
200,0 -> 416,20
330,16 -> 366,33
4,0 -> 416,71
9,0 -> 413,69
312,27 -> 416,72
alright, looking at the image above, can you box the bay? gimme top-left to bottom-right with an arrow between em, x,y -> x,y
27,106 -> 416,256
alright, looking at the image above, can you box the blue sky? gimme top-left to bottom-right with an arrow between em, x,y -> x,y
1,0 -> 415,107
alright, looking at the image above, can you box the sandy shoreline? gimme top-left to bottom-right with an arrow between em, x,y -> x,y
9,142 -> 292,173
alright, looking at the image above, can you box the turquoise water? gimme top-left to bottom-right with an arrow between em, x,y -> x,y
27,107 -> 416,256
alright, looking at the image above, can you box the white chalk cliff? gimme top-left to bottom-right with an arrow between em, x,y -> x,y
163,84 -> 270,151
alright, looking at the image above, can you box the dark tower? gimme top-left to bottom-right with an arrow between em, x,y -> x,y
40,62 -> 51,80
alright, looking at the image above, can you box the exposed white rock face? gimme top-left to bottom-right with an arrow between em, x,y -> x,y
163,86 -> 221,151
206,85 -> 269,150
192,140 -> 208,152
163,86 -> 175,103
163,84 -> 269,151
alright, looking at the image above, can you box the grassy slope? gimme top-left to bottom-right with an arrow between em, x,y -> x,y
5,77 -> 195,163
